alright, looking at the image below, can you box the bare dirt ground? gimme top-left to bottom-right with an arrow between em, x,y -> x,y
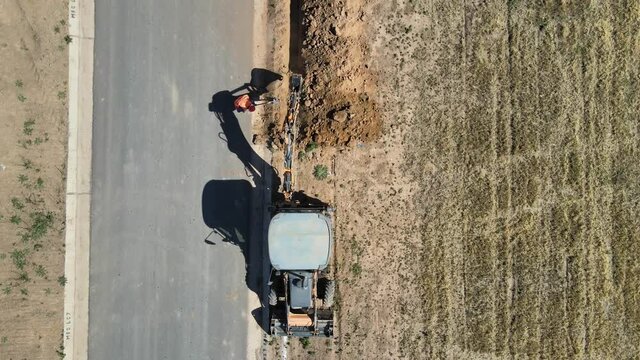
264,0 -> 640,359
0,0 -> 68,358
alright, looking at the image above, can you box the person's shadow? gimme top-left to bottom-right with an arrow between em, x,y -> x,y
203,68 -> 327,333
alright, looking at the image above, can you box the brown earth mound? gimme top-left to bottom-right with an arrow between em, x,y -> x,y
272,0 -> 382,147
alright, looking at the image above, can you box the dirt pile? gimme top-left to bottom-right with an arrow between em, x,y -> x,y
286,0 -> 382,147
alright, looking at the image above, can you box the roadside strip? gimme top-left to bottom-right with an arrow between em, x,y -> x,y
63,0 -> 94,359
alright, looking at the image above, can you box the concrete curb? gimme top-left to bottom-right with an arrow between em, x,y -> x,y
63,0 -> 94,359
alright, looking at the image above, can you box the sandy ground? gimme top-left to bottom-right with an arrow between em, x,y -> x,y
0,0 -> 68,358
264,0 -> 640,359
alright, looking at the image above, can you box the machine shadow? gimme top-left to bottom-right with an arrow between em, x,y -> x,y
202,69 -> 326,334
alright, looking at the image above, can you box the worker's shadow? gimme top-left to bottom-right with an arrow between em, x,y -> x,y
202,68 -> 326,334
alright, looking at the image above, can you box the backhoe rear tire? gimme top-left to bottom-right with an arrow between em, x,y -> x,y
323,280 -> 335,308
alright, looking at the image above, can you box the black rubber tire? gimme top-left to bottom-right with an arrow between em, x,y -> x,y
323,280 -> 335,308
268,288 -> 278,306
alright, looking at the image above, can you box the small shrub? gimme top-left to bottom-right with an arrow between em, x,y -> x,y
15,79 -> 23,87
44,288 -> 52,295
305,142 -> 319,153
2,286 -> 10,295
313,165 -> 329,180
57,91 -> 66,99
64,35 -> 72,44
57,275 -> 67,287
35,264 -> 47,278
1,336 -> 7,344
17,271 -> 30,283
300,337 -> 311,349
298,150 -> 308,161
54,25 -> 60,33
10,215 -> 21,225
22,159 -> 33,169
20,288 -> 28,296
10,249 -> 28,270
11,197 -> 24,210
23,119 -> 35,135
35,177 -> 44,189
27,211 -> 54,241
17,94 -> 26,102
18,174 -> 29,186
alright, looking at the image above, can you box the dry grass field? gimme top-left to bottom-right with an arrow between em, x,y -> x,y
0,0 -> 68,358
282,0 -> 640,359
391,0 -> 639,358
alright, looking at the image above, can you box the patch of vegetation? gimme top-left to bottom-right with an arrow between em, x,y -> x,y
15,79 -> 23,88
11,197 -> 24,210
305,142 -> 319,153
35,177 -> 44,189
54,25 -> 60,33
57,90 -> 66,100
18,174 -> 29,187
0,253 -> 5,260
17,94 -> 27,102
10,215 -> 21,225
313,164 -> 329,180
64,35 -> 72,44
23,118 -> 35,135
17,271 -> 30,283
10,249 -> 28,270
20,288 -> 28,296
35,264 -> 47,278
2,287 -> 10,295
44,288 -> 51,295
22,158 -> 33,169
1,336 -> 7,344
350,262 -> 362,277
24,211 -> 55,242
300,337 -> 311,349
57,275 -> 66,287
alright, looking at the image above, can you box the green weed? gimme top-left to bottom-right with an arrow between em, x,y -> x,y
300,337 -> 311,349
35,177 -> 44,189
25,211 -> 54,241
18,174 -> 29,187
20,288 -> 28,296
10,215 -> 22,225
305,142 -> 319,153
313,164 -> 329,180
17,271 -> 30,283
11,197 -> 24,210
22,158 -> 33,169
57,90 -> 66,99
15,79 -> 23,88
64,35 -> 72,44
2,287 -> 10,295
17,94 -> 26,102
23,119 -> 35,135
35,264 -> 47,278
44,288 -> 51,295
10,249 -> 28,270
54,25 -> 60,33
57,275 -> 66,286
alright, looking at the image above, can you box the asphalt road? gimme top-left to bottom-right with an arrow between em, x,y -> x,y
90,1 -> 259,359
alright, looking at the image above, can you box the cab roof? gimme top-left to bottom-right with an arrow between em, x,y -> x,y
268,212 -> 332,270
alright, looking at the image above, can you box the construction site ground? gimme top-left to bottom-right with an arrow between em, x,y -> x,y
0,0 -> 68,358
262,0 -> 640,359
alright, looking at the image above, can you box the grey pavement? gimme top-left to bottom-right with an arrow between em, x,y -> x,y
90,1 -> 259,359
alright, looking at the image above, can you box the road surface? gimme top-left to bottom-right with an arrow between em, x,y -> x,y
90,1 -> 260,359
